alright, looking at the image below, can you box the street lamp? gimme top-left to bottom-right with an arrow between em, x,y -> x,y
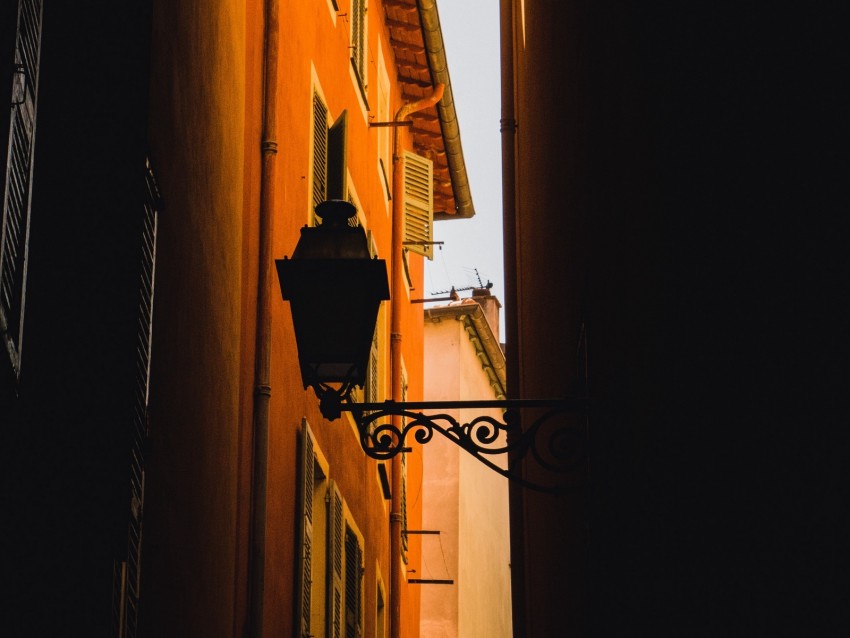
276,201 -> 585,491
276,200 -> 390,419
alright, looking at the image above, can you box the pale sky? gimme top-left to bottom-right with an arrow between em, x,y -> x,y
424,0 -> 505,328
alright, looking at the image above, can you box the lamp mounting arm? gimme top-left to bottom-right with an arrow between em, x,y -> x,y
320,394 -> 588,492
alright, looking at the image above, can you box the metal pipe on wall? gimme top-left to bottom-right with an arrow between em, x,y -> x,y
499,0 -> 526,634
248,0 -> 279,635
389,81 -> 445,638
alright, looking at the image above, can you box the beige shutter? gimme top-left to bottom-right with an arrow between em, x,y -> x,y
296,421 -> 316,638
327,482 -> 344,638
402,151 -> 434,259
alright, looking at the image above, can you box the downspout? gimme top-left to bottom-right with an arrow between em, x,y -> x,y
389,82 -> 445,638
249,0 -> 279,636
499,0 -> 526,635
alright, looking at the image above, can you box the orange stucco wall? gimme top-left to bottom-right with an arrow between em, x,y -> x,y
142,1 -> 428,636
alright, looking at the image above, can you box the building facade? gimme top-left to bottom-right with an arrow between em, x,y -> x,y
420,291 -> 512,638
1,1 -> 473,637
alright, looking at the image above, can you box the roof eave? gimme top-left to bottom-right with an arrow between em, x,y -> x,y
417,0 -> 476,220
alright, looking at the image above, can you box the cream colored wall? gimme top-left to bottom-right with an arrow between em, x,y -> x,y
421,310 -> 512,638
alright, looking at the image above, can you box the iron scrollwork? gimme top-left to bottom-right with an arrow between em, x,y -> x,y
341,398 -> 588,492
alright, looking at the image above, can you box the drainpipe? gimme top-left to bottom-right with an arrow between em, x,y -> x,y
249,0 -> 279,636
499,0 -> 525,635
389,82 -> 445,638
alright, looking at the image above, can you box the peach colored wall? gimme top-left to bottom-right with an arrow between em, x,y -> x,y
421,308 -> 512,638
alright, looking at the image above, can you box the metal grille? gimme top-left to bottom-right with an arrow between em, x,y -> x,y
112,158 -> 160,638
1,0 -> 42,378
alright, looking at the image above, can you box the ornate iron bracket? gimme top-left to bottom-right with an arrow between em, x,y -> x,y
315,385 -> 588,492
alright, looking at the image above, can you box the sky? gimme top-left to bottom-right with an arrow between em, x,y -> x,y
424,0 -> 504,324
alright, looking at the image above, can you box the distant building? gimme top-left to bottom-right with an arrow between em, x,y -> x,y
420,289 -> 512,638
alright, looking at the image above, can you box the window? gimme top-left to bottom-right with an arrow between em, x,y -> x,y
1,0 -> 42,380
297,422 -> 319,638
375,581 -> 386,638
298,422 -> 366,638
365,330 -> 378,406
350,0 -> 367,97
375,46 -> 390,198
112,157 -> 162,638
312,93 -> 329,212
311,91 -> 349,223
402,151 -> 434,260
400,371 -> 409,565
344,526 -> 363,638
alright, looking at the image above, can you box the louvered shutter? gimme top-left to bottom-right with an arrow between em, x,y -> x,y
350,0 -> 367,88
297,421 -> 316,638
327,482 -> 344,638
344,528 -> 363,638
1,0 -> 42,379
366,337 -> 378,404
312,94 -> 328,210
402,151 -> 433,259
400,450 -> 409,564
327,110 -> 348,200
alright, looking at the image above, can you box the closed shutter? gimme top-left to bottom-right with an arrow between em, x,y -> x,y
366,336 -> 378,404
297,421 -> 316,638
327,482 -> 344,638
402,151 -> 433,259
112,157 -> 161,638
400,450 -> 409,565
350,0 -> 367,89
1,0 -> 42,379
312,93 -> 328,211
344,528 -> 363,638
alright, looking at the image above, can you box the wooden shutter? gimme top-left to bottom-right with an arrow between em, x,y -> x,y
344,528 -> 363,638
112,157 -> 161,638
327,110 -> 348,201
327,481 -> 344,638
312,93 -> 328,210
366,335 -> 378,404
402,151 -> 433,259
1,0 -> 42,379
400,450 -> 409,564
296,421 -> 316,638
350,0 -> 367,88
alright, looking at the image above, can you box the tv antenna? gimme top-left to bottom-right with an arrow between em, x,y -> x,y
413,269 -> 493,303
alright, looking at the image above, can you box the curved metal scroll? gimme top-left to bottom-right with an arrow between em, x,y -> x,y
343,399 -> 588,492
